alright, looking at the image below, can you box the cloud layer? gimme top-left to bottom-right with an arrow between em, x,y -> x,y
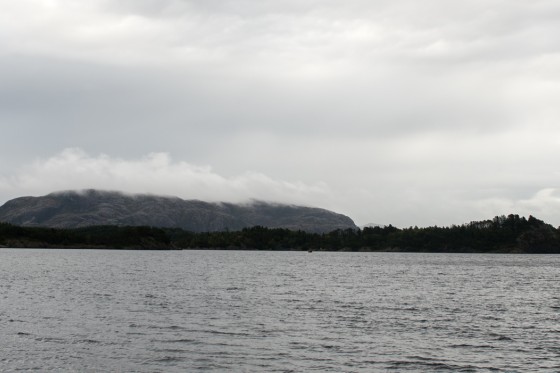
1,148 -> 560,227
1,1 -> 560,227
0,148 -> 332,207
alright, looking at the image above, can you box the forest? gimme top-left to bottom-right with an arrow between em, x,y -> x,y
1,214 -> 559,253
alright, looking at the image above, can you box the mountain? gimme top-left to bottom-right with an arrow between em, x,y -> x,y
0,190 -> 357,233
360,223 -> 385,229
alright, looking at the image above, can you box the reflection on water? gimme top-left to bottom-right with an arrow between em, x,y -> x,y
1,249 -> 560,372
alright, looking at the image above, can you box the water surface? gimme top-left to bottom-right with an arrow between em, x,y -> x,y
1,249 -> 559,372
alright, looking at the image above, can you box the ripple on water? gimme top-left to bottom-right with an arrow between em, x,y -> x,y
1,250 -> 560,372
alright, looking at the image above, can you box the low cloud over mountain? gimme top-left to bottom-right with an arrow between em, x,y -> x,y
0,189 -> 357,233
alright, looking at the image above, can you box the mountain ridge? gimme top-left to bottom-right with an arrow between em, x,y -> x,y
0,189 -> 357,233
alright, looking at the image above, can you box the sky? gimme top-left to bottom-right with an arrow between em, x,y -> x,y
1,0 -> 560,227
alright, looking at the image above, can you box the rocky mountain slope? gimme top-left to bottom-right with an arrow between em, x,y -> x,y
0,190 -> 357,233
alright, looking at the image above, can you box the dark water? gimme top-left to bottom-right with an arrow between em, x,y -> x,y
1,249 -> 560,372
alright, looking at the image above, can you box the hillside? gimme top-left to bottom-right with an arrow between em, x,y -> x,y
0,190 -> 357,233
1,214 -> 559,253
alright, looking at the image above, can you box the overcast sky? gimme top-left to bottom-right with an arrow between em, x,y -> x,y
1,0 -> 560,227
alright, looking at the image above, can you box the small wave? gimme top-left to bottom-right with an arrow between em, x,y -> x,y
92,293 -> 113,298
449,343 -> 473,348
494,335 -> 514,341
147,356 -> 186,363
126,332 -> 148,336
162,325 -> 185,330
34,336 -> 66,343
481,315 -> 502,321
157,338 -> 197,344
385,359 -> 478,371
205,329 -> 252,337
150,348 -> 189,353
449,343 -> 495,349
381,306 -> 421,312
144,324 -> 186,330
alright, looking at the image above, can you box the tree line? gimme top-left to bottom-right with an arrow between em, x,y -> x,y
1,214 -> 559,253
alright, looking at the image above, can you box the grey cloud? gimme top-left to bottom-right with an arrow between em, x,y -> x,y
1,0 -> 560,227
0,148 -> 333,207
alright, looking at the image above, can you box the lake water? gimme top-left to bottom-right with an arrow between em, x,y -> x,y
1,249 -> 560,372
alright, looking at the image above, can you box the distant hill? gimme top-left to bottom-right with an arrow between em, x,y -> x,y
360,223 -> 385,229
0,190 -> 357,233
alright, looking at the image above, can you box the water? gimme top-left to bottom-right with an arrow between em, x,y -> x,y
1,249 -> 560,372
